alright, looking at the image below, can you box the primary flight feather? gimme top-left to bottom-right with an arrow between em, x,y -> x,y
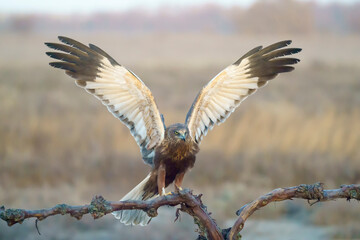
46,37 -> 301,226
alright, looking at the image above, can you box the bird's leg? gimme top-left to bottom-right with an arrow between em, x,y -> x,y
157,163 -> 166,196
174,172 -> 185,192
157,163 -> 172,196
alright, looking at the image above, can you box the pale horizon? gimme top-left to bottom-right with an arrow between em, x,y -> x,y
1,0 -> 359,15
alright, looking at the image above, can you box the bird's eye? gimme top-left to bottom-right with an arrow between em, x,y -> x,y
174,131 -> 179,135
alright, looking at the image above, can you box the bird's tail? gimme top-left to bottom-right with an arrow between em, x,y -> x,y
112,173 -> 157,226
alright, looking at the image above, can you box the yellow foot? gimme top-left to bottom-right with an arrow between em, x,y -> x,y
175,186 -> 183,192
162,187 -> 172,196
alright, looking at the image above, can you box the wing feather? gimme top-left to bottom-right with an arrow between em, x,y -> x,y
186,40 -> 301,143
46,36 -> 165,165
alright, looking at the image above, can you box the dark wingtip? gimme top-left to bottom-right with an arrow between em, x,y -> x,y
280,66 -> 295,72
45,51 -> 53,57
58,36 -> 67,41
49,62 -> 61,68
49,62 -> 57,68
46,51 -> 79,63
44,42 -> 59,50
58,36 -> 71,44
49,62 -> 76,72
283,40 -> 292,46
274,40 -> 292,47
58,36 -> 72,45
292,48 -> 302,54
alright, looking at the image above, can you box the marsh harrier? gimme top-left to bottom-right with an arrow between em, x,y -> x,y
46,37 -> 301,225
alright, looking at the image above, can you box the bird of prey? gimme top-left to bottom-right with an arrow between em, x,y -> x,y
45,36 -> 301,226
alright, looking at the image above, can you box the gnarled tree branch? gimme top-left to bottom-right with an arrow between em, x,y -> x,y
0,189 -> 222,240
1,183 -> 359,240
227,183 -> 360,240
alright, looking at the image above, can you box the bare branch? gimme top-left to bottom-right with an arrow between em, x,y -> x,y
0,189 -> 222,240
227,183 -> 360,240
1,183 -> 359,240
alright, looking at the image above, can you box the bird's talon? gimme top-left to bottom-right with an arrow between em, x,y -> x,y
175,186 -> 183,192
161,188 -> 172,196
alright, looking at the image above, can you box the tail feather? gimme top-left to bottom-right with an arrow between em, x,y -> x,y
112,173 -> 157,226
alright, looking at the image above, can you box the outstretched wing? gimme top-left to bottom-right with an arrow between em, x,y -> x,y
45,36 -> 165,165
186,40 -> 301,143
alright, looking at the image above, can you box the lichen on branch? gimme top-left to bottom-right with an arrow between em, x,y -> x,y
1,183 -> 359,240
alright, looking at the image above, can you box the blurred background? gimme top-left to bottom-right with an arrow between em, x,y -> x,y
0,0 -> 360,239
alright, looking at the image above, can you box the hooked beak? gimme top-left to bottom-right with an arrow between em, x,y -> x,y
179,133 -> 186,141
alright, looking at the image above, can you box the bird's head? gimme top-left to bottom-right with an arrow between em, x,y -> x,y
167,123 -> 189,142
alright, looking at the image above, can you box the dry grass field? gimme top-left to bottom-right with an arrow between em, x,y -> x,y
0,32 -> 359,239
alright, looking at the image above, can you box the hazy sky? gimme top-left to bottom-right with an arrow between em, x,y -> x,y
1,0 -> 359,14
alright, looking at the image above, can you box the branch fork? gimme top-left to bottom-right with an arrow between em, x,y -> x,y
1,183 -> 359,240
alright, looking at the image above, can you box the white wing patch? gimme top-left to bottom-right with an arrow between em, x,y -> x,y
84,58 -> 164,157
189,65 -> 262,142
186,40 -> 301,143
46,37 -> 165,165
